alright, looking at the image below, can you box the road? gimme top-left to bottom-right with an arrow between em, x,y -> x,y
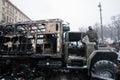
34,71 -> 90,80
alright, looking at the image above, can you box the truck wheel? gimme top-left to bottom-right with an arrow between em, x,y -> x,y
91,60 -> 117,80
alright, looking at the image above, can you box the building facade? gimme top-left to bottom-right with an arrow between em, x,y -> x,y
0,0 -> 31,23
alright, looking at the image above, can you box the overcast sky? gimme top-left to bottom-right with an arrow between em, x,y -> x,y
10,0 -> 120,31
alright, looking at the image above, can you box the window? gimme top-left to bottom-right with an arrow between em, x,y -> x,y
7,3 -> 9,8
16,10 -> 17,14
2,0 -> 5,6
10,17 -> 11,22
2,13 -> 5,21
7,16 -> 8,22
2,7 -> 5,13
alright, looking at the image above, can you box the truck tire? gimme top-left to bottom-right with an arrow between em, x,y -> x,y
91,60 -> 117,80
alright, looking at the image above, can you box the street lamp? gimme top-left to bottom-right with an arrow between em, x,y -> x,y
98,2 -> 104,43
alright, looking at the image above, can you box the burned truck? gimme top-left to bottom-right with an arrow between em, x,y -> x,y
0,19 -> 118,80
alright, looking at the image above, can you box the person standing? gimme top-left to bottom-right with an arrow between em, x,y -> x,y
86,26 -> 98,43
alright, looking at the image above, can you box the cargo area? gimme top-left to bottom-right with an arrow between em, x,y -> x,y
0,20 -> 63,57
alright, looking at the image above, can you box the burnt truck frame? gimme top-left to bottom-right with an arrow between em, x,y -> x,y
0,19 -> 118,80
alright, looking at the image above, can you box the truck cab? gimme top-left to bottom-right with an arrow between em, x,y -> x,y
64,32 -> 95,68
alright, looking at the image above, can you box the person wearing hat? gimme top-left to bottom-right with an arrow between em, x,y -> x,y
86,26 -> 98,43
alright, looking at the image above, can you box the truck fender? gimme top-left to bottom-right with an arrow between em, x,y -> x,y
87,50 -> 118,75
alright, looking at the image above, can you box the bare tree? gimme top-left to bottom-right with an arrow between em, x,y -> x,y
107,24 -> 117,41
111,15 -> 120,41
79,26 -> 87,32
78,14 -> 120,43
93,23 -> 101,39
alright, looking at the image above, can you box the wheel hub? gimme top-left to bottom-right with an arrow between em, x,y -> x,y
99,70 -> 112,78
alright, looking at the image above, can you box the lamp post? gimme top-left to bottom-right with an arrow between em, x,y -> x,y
98,2 -> 104,43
